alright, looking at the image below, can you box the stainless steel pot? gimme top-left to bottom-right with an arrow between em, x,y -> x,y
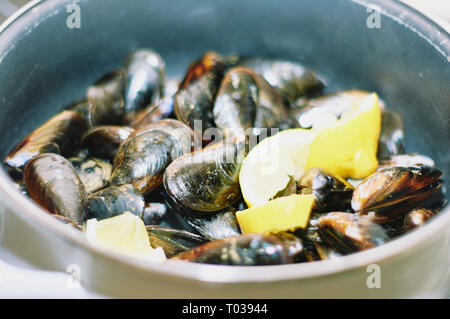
0,0 -> 449,298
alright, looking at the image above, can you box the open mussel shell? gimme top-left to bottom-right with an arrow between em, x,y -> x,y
4,110 -> 86,178
130,96 -> 174,130
213,66 -> 287,139
69,157 -> 112,194
377,110 -> 404,160
174,51 -> 225,138
81,125 -> 134,162
317,212 -> 389,254
146,226 -> 208,258
172,233 -> 295,266
24,153 -> 87,224
351,166 -> 443,222
297,167 -> 354,212
163,136 -> 247,215
142,202 -> 168,225
123,49 -> 166,124
184,209 -> 241,241
86,184 -> 144,220
110,119 -> 196,195
237,58 -> 325,103
87,69 -> 125,126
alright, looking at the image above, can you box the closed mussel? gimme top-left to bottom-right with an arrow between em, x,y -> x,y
24,153 -> 87,224
69,157 -> 112,194
87,70 -> 126,126
5,110 -> 86,177
213,67 -> 287,139
163,136 -> 247,215
317,212 -> 389,254
174,51 -> 225,138
87,184 -> 144,220
172,233 -> 295,266
123,49 -> 166,124
238,58 -> 325,103
110,119 -> 196,195
81,125 -> 134,162
146,226 -> 208,258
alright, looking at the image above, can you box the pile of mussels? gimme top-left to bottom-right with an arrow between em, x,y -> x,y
3,49 -> 447,266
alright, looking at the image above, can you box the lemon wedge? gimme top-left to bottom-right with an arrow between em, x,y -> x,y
239,128 -> 316,207
306,92 -> 381,179
86,211 -> 166,263
236,194 -> 315,233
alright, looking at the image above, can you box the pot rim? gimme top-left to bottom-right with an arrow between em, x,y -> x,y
0,0 -> 449,284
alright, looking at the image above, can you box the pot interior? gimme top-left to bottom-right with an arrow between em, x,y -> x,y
0,1 -> 448,216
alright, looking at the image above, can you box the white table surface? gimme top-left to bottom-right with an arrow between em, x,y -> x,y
0,0 -> 449,298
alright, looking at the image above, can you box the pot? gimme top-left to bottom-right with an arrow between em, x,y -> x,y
0,0 -> 449,298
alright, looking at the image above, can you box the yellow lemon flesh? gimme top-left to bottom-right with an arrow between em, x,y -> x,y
236,194 -> 315,233
239,128 -> 315,207
86,211 -> 166,263
306,93 -> 381,179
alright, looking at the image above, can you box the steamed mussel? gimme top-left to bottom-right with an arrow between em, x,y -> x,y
5,110 -> 86,177
172,233 -> 302,266
24,153 -> 87,224
110,119 -> 198,195
3,48 -> 447,268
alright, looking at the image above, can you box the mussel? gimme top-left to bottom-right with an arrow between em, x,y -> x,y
142,202 -> 169,225
87,70 -> 126,126
123,49 -> 166,123
238,58 -> 325,103
4,110 -> 86,177
377,110 -> 404,159
317,212 -> 389,254
146,226 -> 208,258
86,184 -> 144,220
163,136 -> 247,215
213,67 -> 287,139
399,208 -> 435,234
183,209 -> 241,241
69,157 -> 112,193
24,153 -> 87,224
172,233 -> 298,265
174,51 -> 225,138
351,166 -> 443,222
81,125 -> 134,162
130,96 -> 174,130
377,153 -> 435,170
297,167 -> 354,212
110,119 -> 197,195
64,100 -> 91,128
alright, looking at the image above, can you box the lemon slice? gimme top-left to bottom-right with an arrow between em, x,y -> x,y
236,194 -> 315,233
239,128 -> 316,207
86,211 -> 166,263
306,93 -> 381,179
